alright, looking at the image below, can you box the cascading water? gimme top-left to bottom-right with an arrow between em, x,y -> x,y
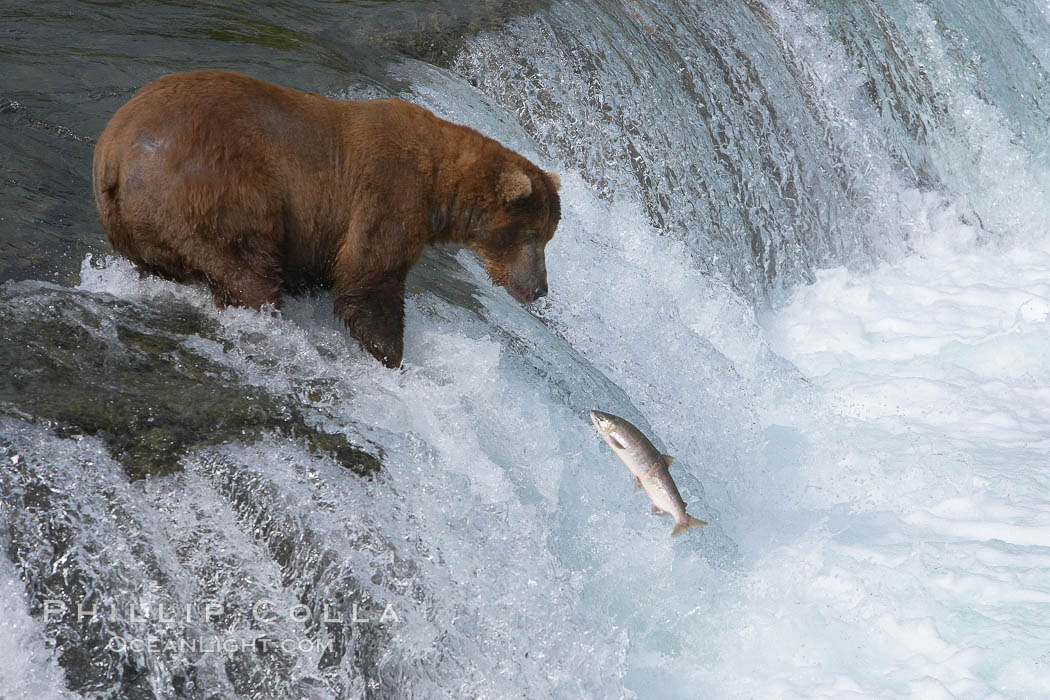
3,0 -> 1050,697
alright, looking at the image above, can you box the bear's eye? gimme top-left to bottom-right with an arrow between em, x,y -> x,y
522,231 -> 539,244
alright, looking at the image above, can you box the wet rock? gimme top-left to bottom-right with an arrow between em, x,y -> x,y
0,284 -> 380,480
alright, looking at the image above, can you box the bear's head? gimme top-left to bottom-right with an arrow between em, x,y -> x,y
470,164 -> 561,304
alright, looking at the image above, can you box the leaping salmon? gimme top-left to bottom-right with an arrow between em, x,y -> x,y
590,410 -> 707,536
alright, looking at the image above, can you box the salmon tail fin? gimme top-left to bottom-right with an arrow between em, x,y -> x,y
671,514 -> 708,537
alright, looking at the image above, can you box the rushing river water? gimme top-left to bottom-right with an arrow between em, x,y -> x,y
4,1 -> 1050,697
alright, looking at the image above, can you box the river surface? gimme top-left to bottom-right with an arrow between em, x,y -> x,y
3,1 -> 1050,697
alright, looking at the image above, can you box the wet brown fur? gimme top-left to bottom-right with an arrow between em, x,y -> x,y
93,70 -> 561,367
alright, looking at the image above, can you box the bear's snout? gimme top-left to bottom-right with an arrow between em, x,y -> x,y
491,239 -> 550,304
508,278 -> 547,304
506,264 -> 548,304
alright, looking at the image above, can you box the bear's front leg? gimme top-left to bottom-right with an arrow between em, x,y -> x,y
334,215 -> 423,368
334,271 -> 407,369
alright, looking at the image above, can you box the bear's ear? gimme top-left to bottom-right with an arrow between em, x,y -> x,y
546,171 -> 561,191
498,167 -> 533,203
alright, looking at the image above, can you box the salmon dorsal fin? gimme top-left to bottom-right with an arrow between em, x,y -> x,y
663,454 -> 676,468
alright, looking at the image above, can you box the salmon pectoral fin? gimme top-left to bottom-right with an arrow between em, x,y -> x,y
671,514 -> 708,537
634,477 -> 644,492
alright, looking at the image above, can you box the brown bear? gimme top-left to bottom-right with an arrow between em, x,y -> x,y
92,69 -> 561,368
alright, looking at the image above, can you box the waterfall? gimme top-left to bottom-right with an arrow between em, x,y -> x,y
3,1 -> 1050,697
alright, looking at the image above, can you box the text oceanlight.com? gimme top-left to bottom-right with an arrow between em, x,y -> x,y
106,636 -> 338,654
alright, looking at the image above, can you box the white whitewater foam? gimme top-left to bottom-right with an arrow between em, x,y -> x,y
723,223 -> 1050,698
0,555 -> 72,698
